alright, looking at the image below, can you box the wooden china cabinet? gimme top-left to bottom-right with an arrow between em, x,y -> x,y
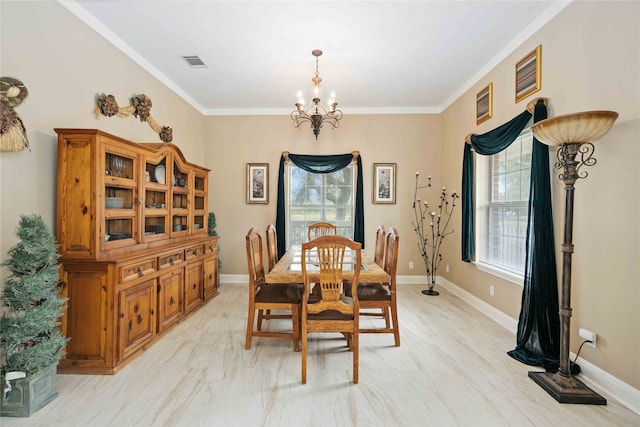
55,129 -> 219,374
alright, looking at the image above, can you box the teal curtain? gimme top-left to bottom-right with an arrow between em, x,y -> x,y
507,101 -> 560,371
276,153 -> 364,259
461,109 -> 533,262
459,99 -> 559,370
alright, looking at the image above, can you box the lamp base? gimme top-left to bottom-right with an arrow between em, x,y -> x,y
528,371 -> 606,405
421,289 -> 439,296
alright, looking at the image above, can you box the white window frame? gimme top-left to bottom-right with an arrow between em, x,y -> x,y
474,129 -> 533,286
285,164 -> 356,248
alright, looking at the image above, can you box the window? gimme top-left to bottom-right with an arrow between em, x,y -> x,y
476,130 -> 532,283
287,165 -> 354,246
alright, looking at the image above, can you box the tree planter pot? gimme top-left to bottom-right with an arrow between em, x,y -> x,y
1,363 -> 58,417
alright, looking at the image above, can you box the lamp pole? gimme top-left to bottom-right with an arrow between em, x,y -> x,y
529,110 -> 618,405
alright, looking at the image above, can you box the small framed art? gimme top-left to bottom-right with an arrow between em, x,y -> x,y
515,45 -> 542,103
246,163 -> 269,204
476,82 -> 493,125
373,163 -> 396,204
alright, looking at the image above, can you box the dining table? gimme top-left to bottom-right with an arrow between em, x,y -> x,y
265,244 -> 389,284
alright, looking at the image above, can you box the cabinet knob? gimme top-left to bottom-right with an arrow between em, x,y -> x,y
209,274 -> 213,280
192,250 -> 197,256
120,313 -> 125,318
169,296 -> 175,305
192,283 -> 197,290
137,314 -> 143,324
170,258 -> 174,266
137,267 -> 143,277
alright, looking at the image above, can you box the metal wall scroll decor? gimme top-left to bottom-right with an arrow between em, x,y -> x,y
95,93 -> 173,142
0,77 -> 30,152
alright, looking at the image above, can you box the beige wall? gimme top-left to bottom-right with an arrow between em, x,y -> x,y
0,1 -> 207,266
206,114 -> 441,275
1,0 -> 638,393
440,1 -> 640,389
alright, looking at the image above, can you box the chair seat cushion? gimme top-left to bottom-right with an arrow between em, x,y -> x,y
256,283 -> 303,303
356,283 -> 391,301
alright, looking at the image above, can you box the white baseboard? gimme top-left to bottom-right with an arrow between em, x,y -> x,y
220,274 -> 247,284
221,273 -> 639,415
437,276 -> 640,416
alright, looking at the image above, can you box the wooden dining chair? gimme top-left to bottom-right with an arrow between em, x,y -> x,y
307,221 -> 337,240
373,225 -> 386,267
245,227 -> 302,352
266,223 -> 279,272
358,227 -> 400,346
301,235 -> 361,384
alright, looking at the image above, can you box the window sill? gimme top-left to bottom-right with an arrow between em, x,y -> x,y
473,261 -> 524,287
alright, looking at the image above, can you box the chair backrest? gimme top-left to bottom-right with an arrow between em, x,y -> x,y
383,227 -> 399,287
301,235 -> 361,315
307,222 -> 337,240
266,224 -> 278,272
373,225 -> 386,267
245,227 -> 266,300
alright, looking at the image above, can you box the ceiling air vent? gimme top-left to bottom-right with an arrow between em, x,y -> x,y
181,55 -> 207,68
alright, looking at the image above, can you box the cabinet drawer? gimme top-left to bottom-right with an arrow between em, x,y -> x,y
204,240 -> 218,256
185,244 -> 203,260
158,251 -> 184,269
119,258 -> 157,282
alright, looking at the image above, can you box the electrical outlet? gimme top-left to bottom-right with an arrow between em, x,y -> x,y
489,285 -> 495,296
446,265 -> 450,273
409,261 -> 414,269
579,328 -> 597,348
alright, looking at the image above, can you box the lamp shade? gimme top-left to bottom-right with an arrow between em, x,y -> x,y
531,110 -> 618,146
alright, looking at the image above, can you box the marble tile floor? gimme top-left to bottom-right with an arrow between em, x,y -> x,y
2,283 -> 638,426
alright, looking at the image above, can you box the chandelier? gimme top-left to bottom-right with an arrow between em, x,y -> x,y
291,50 -> 343,139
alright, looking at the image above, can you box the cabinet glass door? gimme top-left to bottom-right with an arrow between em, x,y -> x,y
142,154 -> 169,241
103,149 -> 138,247
193,173 -> 207,233
171,159 -> 190,235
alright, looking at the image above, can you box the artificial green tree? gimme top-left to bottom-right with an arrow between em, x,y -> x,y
208,212 -> 221,272
0,214 -> 68,376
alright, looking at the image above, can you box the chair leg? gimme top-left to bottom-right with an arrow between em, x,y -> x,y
383,307 -> 390,328
291,304 -> 300,352
257,309 -> 264,331
245,306 -> 255,350
301,322 -> 308,384
353,329 -> 359,384
391,303 -> 400,347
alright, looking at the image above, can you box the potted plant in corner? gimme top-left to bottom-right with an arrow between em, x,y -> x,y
0,214 -> 68,417
208,212 -> 221,286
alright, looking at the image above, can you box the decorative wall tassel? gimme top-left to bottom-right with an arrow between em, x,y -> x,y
1,77 -> 30,152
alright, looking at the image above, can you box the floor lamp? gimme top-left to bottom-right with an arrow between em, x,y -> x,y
528,110 -> 618,404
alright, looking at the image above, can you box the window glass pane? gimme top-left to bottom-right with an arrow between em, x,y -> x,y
482,131 -> 532,274
288,165 -> 354,246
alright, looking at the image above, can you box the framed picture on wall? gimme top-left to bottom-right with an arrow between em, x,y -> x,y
476,82 -> 493,125
246,163 -> 269,204
515,45 -> 542,103
373,163 -> 396,204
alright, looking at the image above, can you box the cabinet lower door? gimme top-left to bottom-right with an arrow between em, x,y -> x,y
119,279 -> 157,361
157,269 -> 184,333
184,262 -> 204,314
60,266 -> 115,373
203,256 -> 218,300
